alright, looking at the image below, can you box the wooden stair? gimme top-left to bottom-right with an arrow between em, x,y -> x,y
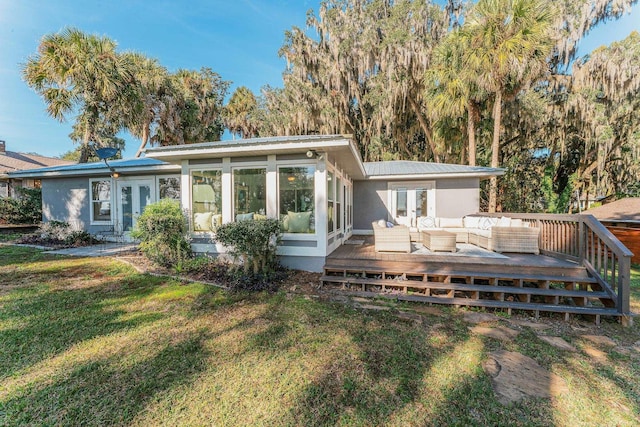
321,258 -> 621,323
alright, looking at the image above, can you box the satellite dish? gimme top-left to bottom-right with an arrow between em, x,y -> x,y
95,147 -> 119,160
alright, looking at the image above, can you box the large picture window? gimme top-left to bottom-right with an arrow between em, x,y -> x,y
90,179 -> 111,223
191,170 -> 222,232
233,168 -> 266,221
279,166 -> 315,234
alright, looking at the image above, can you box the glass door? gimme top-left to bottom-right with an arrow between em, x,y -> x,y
390,182 -> 435,228
116,179 -> 154,237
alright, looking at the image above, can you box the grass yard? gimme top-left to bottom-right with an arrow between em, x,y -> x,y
1,246 -> 639,426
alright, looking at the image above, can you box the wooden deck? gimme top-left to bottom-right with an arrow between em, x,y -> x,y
322,236 -> 620,323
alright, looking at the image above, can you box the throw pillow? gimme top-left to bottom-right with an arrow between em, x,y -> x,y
377,219 -> 387,228
386,221 -> 395,228
463,216 -> 481,229
236,212 -> 254,222
510,218 -> 523,227
479,216 -> 498,230
418,216 -> 437,229
194,212 -> 213,231
211,214 -> 222,230
288,211 -> 311,233
281,214 -> 289,231
254,214 -> 267,221
497,216 -> 511,227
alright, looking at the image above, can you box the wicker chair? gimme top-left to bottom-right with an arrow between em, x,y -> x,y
372,221 -> 411,253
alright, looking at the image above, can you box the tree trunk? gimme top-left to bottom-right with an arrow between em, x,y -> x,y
79,126 -> 91,163
408,96 -> 439,162
488,90 -> 502,213
134,123 -> 150,158
467,100 -> 478,166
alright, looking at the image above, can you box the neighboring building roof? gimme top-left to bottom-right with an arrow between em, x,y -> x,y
582,198 -> 640,223
364,161 -> 504,180
7,157 -> 179,178
0,149 -> 73,178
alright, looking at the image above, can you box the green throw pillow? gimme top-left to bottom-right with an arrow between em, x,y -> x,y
287,211 -> 311,233
236,212 -> 254,222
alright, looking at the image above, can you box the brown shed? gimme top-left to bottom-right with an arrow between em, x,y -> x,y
583,198 -> 640,264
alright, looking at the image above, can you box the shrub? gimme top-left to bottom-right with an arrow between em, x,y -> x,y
0,187 -> 41,224
17,220 -> 96,247
214,218 -> 282,276
130,199 -> 192,267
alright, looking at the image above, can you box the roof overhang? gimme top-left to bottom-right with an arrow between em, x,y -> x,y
366,171 -> 505,180
7,163 -> 179,179
145,135 -> 367,179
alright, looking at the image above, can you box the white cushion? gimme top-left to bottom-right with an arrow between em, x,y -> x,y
418,216 -> 437,229
479,216 -> 498,230
194,212 -> 213,231
497,216 -> 511,227
377,219 -> 387,228
439,217 -> 464,228
463,216 -> 481,229
510,218 -> 523,227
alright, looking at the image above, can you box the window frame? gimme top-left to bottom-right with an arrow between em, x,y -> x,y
277,164 -> 316,235
89,178 -> 113,225
190,168 -> 223,233
156,175 -> 181,200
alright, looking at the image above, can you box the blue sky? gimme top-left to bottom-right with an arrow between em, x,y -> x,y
0,1 -> 638,159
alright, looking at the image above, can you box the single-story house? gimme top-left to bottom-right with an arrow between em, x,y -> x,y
0,140 -> 74,197
583,197 -> 640,264
8,135 -> 503,271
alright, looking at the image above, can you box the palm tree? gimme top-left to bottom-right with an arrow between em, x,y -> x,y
460,0 -> 555,211
224,86 -> 259,139
121,53 -> 169,157
22,28 -> 130,162
426,29 -> 486,166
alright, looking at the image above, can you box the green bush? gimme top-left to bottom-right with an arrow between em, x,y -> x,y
0,187 -> 42,224
214,218 -> 282,276
130,199 -> 192,267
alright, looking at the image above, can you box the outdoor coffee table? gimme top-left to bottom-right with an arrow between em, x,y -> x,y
421,230 -> 456,252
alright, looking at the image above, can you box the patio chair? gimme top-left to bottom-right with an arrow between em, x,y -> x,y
371,221 -> 411,253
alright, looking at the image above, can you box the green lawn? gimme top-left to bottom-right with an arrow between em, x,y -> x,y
1,246 -> 639,426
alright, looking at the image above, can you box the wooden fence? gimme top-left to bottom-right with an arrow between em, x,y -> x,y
484,213 -> 634,325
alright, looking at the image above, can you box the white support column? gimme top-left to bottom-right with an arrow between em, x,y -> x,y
180,160 -> 190,215
315,157 -> 328,256
222,157 -> 232,223
266,154 -> 277,218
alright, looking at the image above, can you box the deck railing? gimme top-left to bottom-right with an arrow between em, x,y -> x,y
483,213 -> 634,325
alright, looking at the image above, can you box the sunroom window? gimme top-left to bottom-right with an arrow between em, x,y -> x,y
191,170 -> 222,232
279,166 -> 315,233
233,168 -> 266,221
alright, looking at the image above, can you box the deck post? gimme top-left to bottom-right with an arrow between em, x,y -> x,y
618,255 -> 633,327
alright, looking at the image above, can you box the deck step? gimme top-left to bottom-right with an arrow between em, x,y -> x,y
322,267 -> 597,285
327,289 -> 621,317
320,275 -> 610,299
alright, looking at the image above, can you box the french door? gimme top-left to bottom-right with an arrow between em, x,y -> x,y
116,179 -> 154,236
390,182 -> 435,228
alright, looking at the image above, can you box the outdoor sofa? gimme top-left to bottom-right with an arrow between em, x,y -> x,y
415,215 -> 541,254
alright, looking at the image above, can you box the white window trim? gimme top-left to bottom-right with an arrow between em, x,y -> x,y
156,175 -> 181,200
189,167 -> 223,234
277,163 -> 318,237
89,178 -> 114,225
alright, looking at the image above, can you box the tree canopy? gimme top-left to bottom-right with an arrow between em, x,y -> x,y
23,28 -> 230,162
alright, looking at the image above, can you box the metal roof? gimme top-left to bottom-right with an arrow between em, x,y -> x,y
7,157 -> 178,178
146,134 -> 350,153
364,161 -> 504,179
